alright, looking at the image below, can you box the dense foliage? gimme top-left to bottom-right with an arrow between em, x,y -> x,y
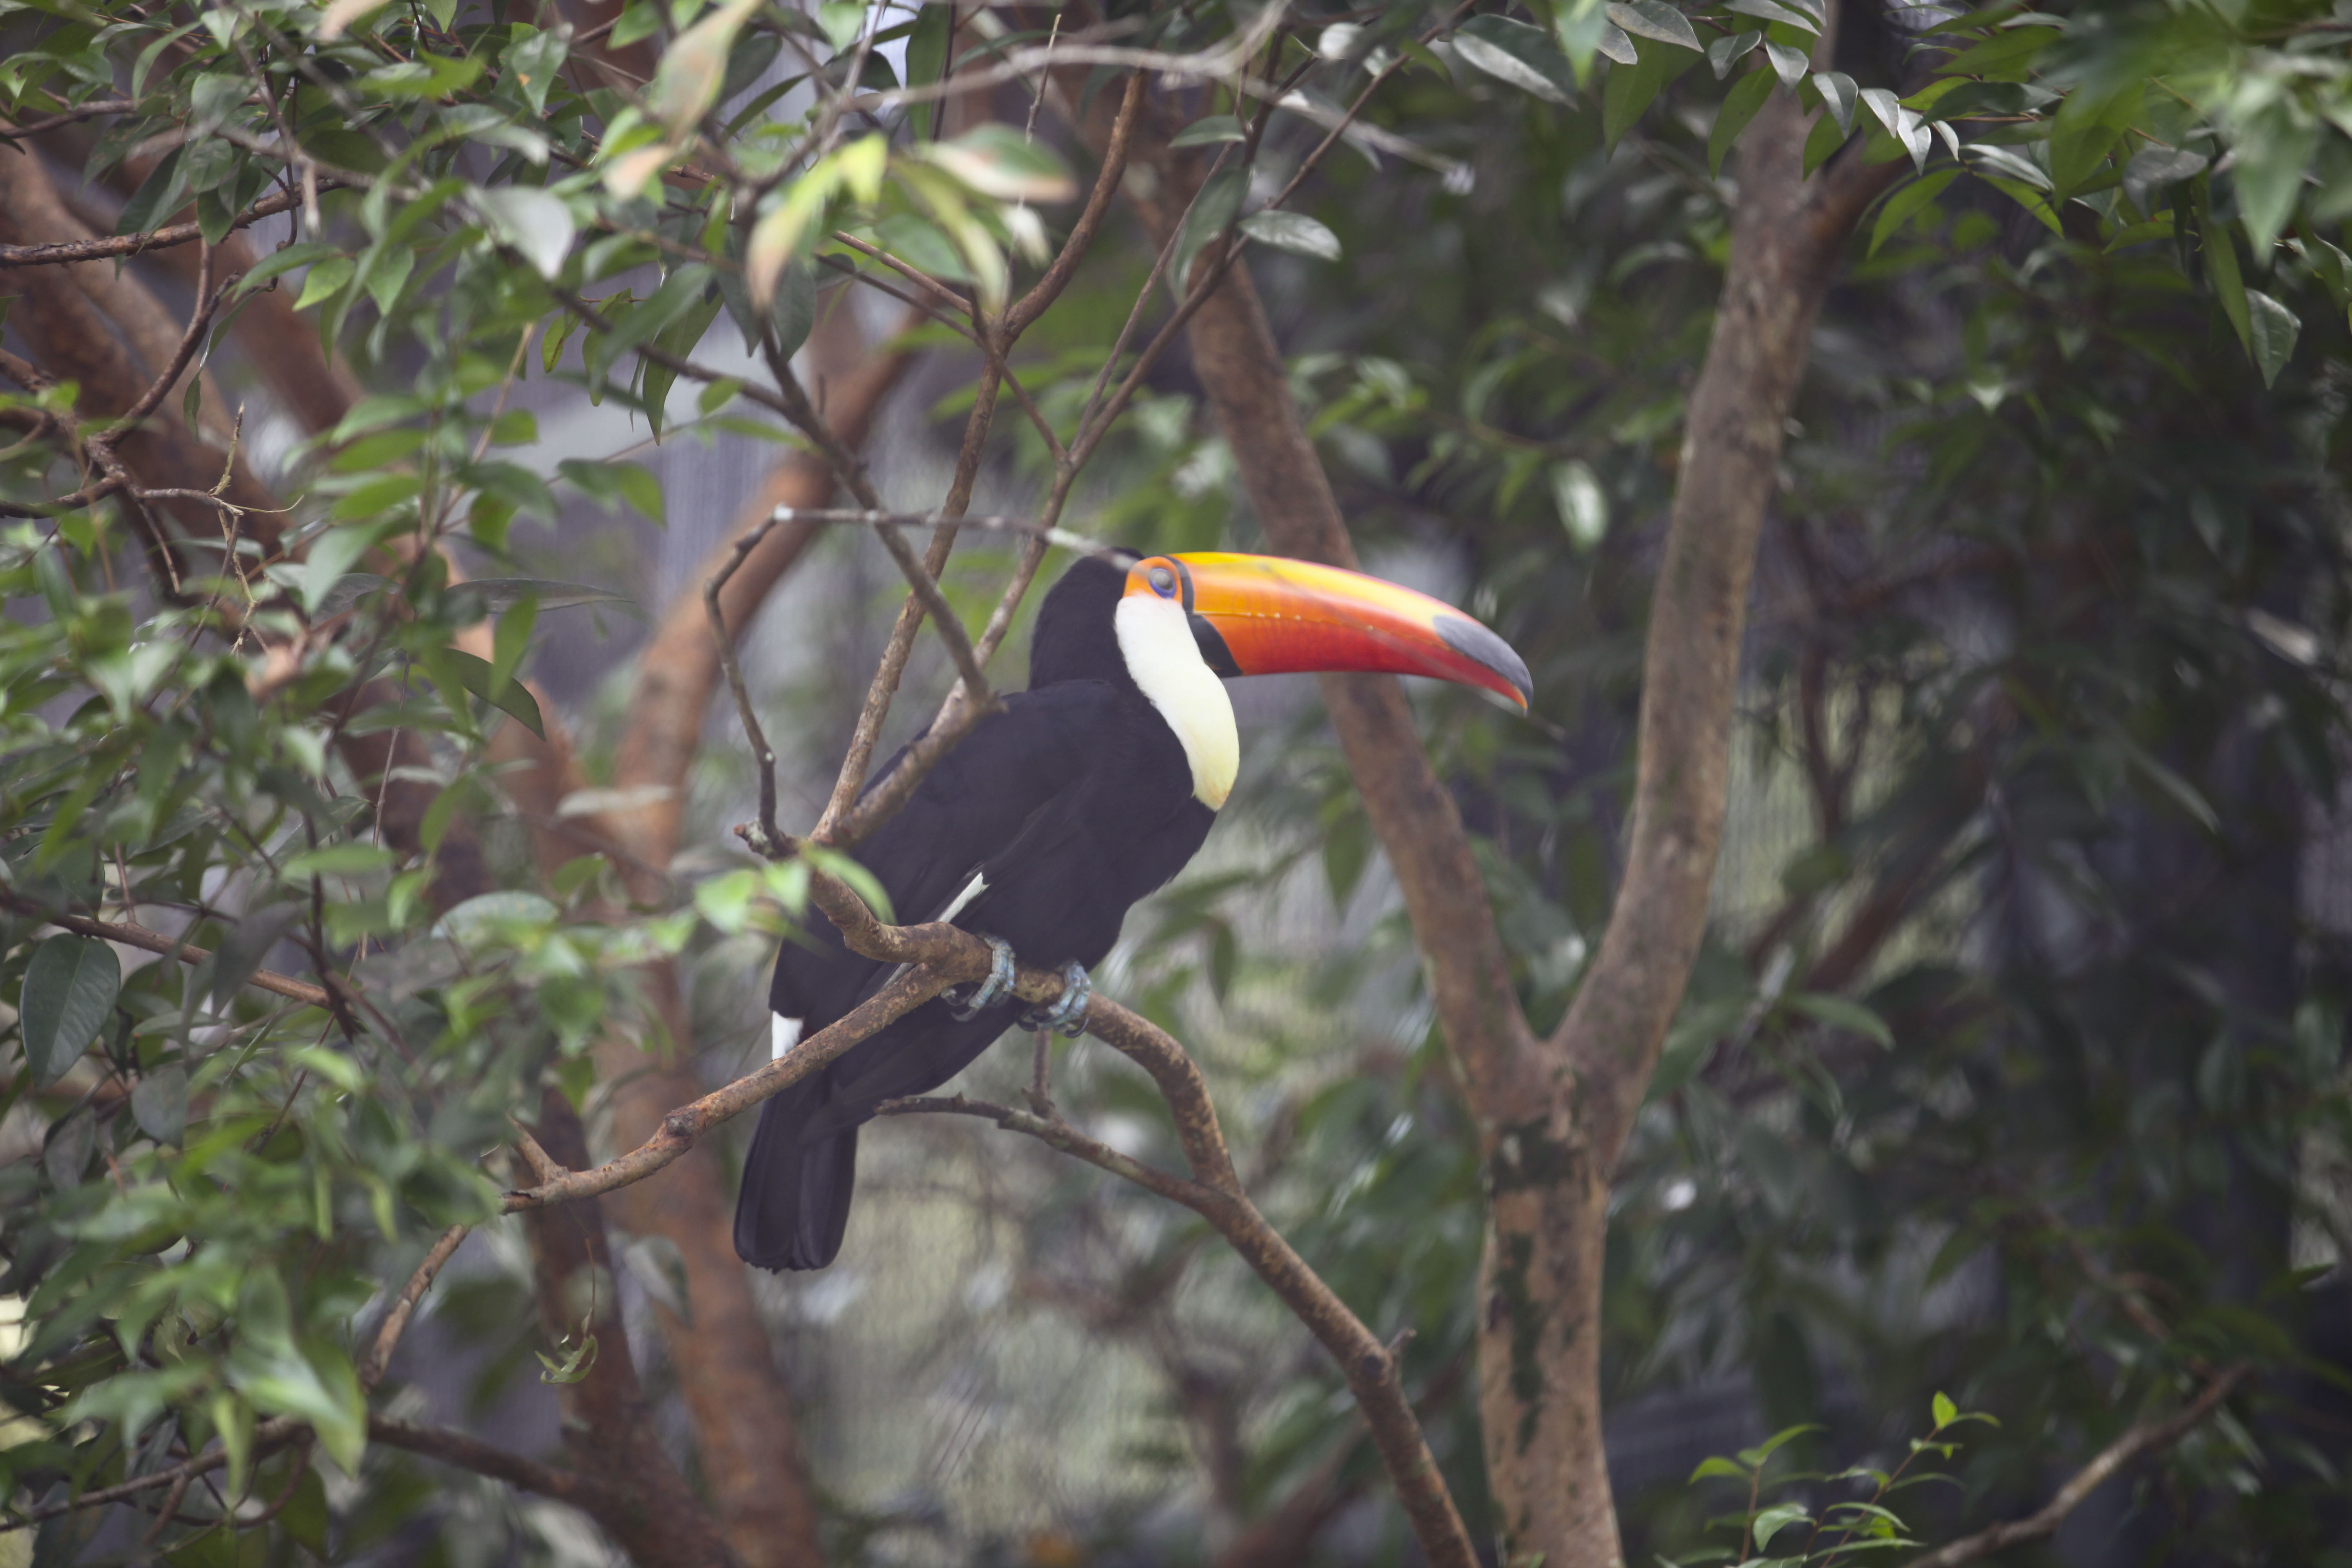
1,0 -> 2349,1562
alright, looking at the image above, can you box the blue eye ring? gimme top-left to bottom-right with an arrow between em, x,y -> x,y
1148,565 -> 1177,598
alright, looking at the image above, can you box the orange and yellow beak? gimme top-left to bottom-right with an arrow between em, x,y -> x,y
1122,552 -> 1531,712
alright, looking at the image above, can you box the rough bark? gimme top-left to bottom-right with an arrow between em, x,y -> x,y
524,1092 -> 745,1568
0,145 -> 282,552
1501,90 -> 1900,1568
490,311 -> 911,1568
1096,55 -> 1901,1568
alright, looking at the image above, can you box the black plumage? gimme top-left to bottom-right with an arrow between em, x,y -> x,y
734,557 -> 1216,1271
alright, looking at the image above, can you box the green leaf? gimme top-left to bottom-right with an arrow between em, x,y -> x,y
1869,166 -> 1960,255
1978,174 -> 2063,236
131,1064 -> 188,1146
504,25 -> 570,117
1709,28 -> 1762,78
209,902 -> 302,1008
301,520 -> 398,614
2196,178 -> 2253,356
443,649 -> 546,738
925,124 -> 1078,203
904,0 -> 950,140
1727,0 -> 1818,30
1605,38 -> 1698,149
1606,0 -> 1699,54
1786,992 -> 1894,1048
1762,39 -> 1810,90
456,576 -> 635,613
44,1110 -> 93,1187
1171,114 -> 1246,148
1239,210 -> 1341,262
1752,1503 -> 1812,1553
2231,111 -> 2317,256
1454,15 -> 1578,105
21,935 -> 121,1089
475,185 -> 575,280
646,0 -> 763,134
1171,166 -> 1246,295
1811,71 -> 1856,137
1736,1424 -> 1820,1466
1709,67 -> 1777,178
294,256 -> 356,312
1932,1390 -> 1959,1429
1801,106 -> 1851,177
1689,1454 -> 1750,1482
2246,290 -> 2300,388
116,145 -> 189,237
770,254 -> 817,361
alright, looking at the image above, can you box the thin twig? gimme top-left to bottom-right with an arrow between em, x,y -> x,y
0,98 -> 140,139
0,894 -> 330,1008
359,1224 -> 471,1393
0,184 -> 333,269
1899,1367 -> 2249,1568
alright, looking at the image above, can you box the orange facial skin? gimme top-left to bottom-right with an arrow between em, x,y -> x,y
1121,552 -> 1532,712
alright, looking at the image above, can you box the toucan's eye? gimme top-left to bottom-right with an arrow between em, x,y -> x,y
1148,565 -> 1177,598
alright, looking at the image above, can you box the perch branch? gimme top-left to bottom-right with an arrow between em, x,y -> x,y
1901,1367 -> 2248,1568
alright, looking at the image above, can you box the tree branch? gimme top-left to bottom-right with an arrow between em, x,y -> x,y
359,1223 -> 471,1393
1901,1367 -> 2248,1568
0,181 -> 333,269
366,1415 -> 593,1502
0,894 -> 330,1008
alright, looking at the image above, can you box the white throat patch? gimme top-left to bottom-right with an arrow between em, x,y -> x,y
1114,594 -> 1238,810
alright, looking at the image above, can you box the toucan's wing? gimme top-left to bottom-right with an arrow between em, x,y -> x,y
769,681 -> 1121,1029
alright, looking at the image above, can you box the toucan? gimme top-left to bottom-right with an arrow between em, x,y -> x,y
733,549 -> 1531,1270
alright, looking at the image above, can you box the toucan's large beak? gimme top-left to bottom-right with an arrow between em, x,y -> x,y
1122,552 -> 1532,712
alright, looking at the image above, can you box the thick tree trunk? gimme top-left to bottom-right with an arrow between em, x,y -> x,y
1095,50 -> 1899,1565
1500,87 -> 1900,1568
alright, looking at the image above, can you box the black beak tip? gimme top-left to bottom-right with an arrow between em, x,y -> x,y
1436,614 -> 1534,709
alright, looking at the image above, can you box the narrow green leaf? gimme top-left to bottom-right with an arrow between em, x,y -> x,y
2195,178 -> 2253,356
1171,167 -> 1246,294
1710,67 -> 1777,178
1812,71 -> 1856,137
1869,166 -> 1960,256
1454,15 -> 1578,105
1728,0 -> 1818,29
1239,210 -> 1341,262
904,0 -> 950,140
1786,992 -> 1895,1048
444,649 -> 547,739
1802,106 -> 1851,177
1171,114 -> 1246,148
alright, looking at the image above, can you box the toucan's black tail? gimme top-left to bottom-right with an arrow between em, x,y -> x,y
733,1073 -> 859,1271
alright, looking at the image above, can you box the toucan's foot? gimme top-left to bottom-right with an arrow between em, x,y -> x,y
944,937 -> 1017,1020
1017,962 -> 1092,1038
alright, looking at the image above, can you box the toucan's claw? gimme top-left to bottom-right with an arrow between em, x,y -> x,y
944,937 -> 1017,1020
1018,962 -> 1092,1038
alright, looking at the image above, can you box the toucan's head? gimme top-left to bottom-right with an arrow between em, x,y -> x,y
1121,552 -> 1532,711
1029,551 -> 1530,810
